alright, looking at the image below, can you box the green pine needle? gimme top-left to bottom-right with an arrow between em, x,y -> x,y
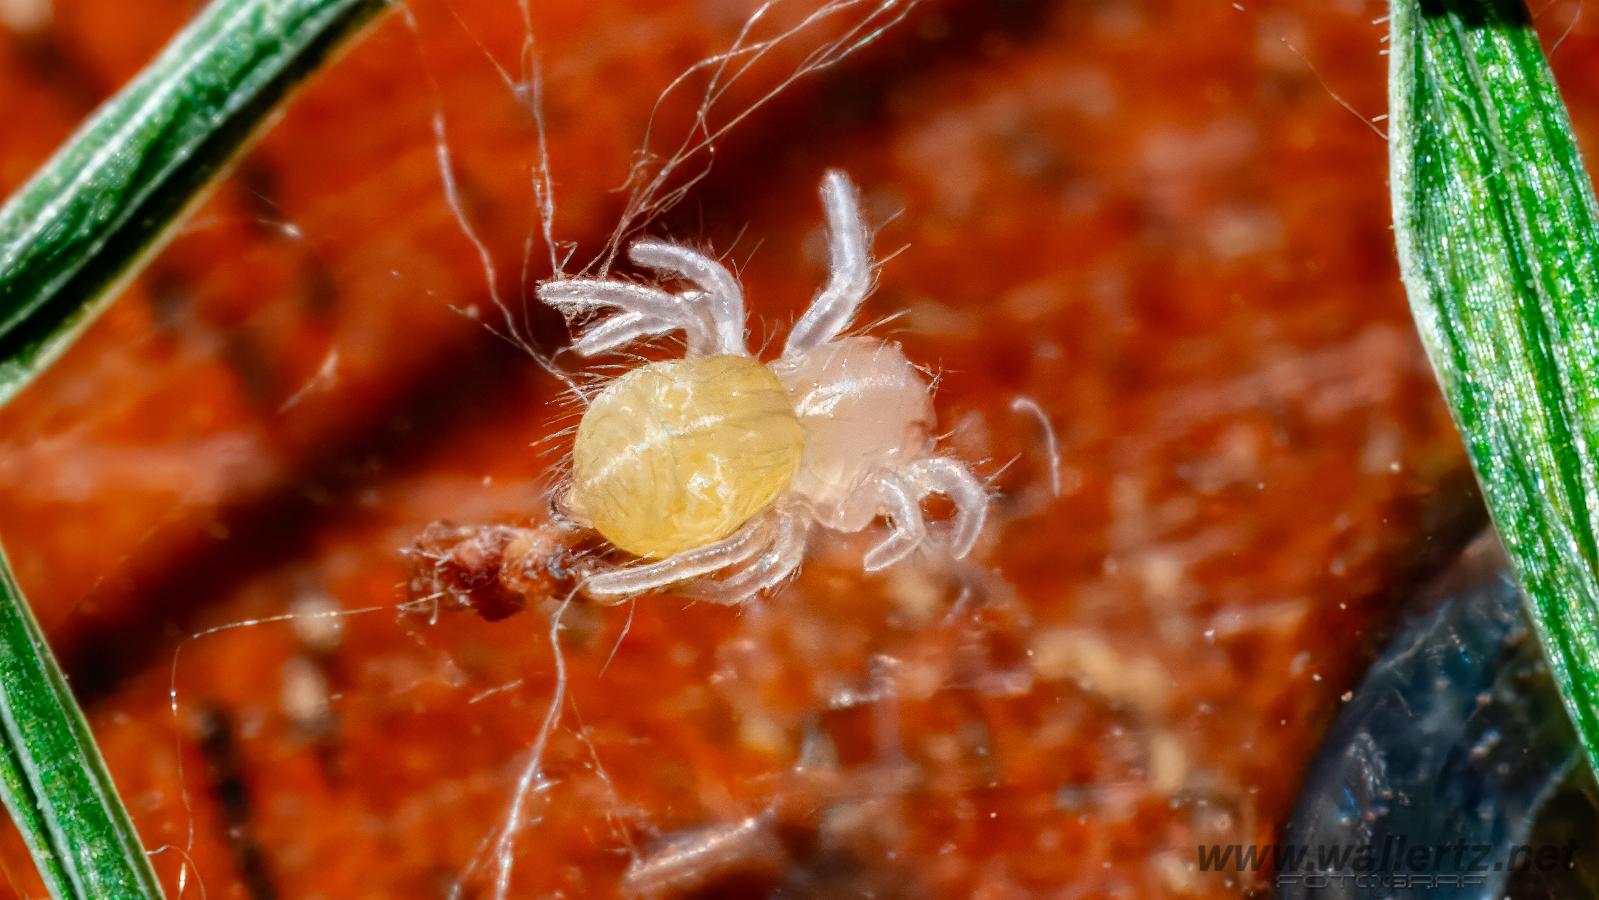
0,0 -> 391,895
0,0 -> 391,407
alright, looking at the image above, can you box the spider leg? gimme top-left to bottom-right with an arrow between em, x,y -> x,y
580,513 -> 778,601
906,457 -> 988,559
538,280 -> 718,355
628,240 -> 747,356
782,170 -> 874,360
538,280 -> 679,319
862,472 -> 929,572
692,510 -> 811,604
569,310 -> 657,356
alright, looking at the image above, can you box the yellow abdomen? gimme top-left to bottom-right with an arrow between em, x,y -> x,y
572,355 -> 803,558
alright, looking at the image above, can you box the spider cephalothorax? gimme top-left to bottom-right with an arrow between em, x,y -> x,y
537,170 -> 987,603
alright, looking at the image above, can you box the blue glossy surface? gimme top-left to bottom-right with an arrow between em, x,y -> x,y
1282,537 -> 1598,899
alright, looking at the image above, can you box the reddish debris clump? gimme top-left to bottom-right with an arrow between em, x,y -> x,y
405,520 -> 576,621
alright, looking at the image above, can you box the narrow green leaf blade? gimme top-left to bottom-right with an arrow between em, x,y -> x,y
0,549 -> 159,898
0,0 -> 392,406
0,0 -> 392,895
1390,0 -> 1599,770
0,718 -> 72,897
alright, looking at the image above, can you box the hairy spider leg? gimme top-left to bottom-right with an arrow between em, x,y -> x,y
783,169 -> 874,360
629,240 -> 748,355
906,457 -> 988,559
862,471 -> 929,572
538,280 -> 719,355
692,509 -> 812,604
580,511 -> 780,599
856,458 -> 986,572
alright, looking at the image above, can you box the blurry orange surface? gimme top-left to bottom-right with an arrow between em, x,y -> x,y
1,0 -> 1595,896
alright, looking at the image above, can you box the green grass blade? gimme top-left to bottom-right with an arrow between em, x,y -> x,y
1390,0 -> 1599,771
0,549 -> 160,898
0,0 -> 392,407
0,708 -> 72,897
0,0 -> 392,895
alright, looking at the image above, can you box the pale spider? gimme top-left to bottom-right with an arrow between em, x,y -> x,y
537,170 -> 987,603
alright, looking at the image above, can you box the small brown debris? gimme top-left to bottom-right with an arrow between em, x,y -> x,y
404,520 -> 577,621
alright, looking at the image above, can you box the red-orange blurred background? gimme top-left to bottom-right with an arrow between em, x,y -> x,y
0,0 -> 1594,896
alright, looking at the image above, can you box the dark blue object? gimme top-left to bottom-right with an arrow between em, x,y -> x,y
1281,535 -> 1599,899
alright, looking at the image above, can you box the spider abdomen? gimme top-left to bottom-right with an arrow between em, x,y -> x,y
572,355 -> 804,558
